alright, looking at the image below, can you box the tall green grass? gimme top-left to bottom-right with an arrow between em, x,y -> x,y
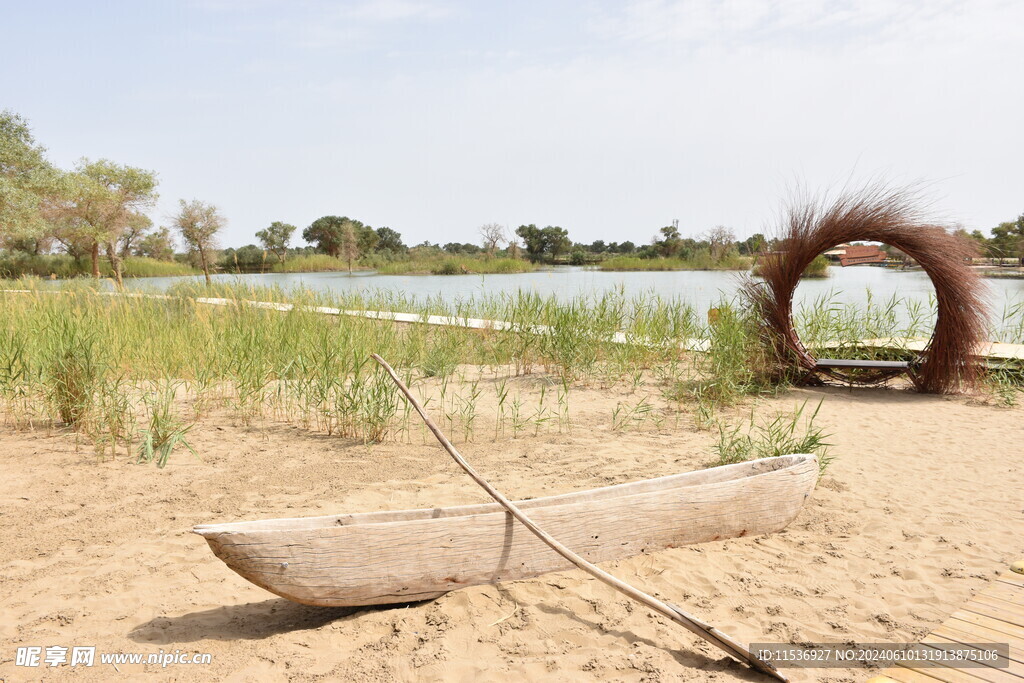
272,254 -> 355,273
0,254 -> 197,279
0,280 -> 1019,462
598,254 -> 751,271
375,256 -> 536,275
712,401 -> 833,473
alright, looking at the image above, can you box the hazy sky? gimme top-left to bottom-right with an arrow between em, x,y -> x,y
3,0 -> 1021,248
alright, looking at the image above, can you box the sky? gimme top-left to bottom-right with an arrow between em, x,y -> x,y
2,0 -> 1022,248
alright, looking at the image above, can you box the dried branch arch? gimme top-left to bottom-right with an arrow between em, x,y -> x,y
746,187 -> 988,394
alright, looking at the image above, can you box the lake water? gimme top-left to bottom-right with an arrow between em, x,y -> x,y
127,266 -> 1024,320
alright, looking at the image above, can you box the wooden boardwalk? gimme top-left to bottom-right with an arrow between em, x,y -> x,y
871,570 -> 1023,683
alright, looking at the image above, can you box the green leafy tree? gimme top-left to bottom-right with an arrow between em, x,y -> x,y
220,244 -> 265,272
356,222 -> 378,254
654,225 -> 683,257
303,215 -> 346,257
375,226 -> 406,254
989,213 -> 1024,262
172,199 -> 225,286
0,110 -> 60,247
303,215 -> 374,258
134,227 -> 176,261
514,224 -> 571,262
515,224 -> 546,261
542,226 -> 570,261
740,232 -> 767,256
255,221 -> 296,263
441,242 -> 470,254
60,159 -> 158,287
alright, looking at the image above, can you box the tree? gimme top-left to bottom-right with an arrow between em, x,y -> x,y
654,225 -> 683,258
479,223 -> 505,258
375,226 -> 406,254
740,232 -> 767,256
59,159 -> 158,287
303,215 -> 374,258
118,213 -> 153,261
172,199 -> 224,286
989,213 -> 1024,263
514,224 -> 571,262
588,240 -> 607,253
506,238 -> 522,260
134,227 -> 176,262
340,221 -> 359,273
705,226 -> 737,261
0,110 -> 60,247
220,244 -> 265,272
356,222 -> 378,254
515,224 -> 545,261
443,242 -> 480,254
542,226 -> 570,261
255,221 -> 296,263
303,215 -> 346,257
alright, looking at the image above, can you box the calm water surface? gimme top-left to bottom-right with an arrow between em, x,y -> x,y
127,266 -> 1024,318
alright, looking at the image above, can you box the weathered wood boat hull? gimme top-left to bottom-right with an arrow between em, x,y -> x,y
194,454 -> 817,606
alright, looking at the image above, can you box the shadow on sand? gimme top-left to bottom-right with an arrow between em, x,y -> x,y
129,598 -> 435,644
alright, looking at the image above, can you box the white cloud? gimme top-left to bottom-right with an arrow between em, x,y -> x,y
587,0 -> 1022,58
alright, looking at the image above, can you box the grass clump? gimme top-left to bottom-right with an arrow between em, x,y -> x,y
43,313 -> 105,427
136,382 -> 197,468
712,400 -> 833,473
666,303 -> 779,426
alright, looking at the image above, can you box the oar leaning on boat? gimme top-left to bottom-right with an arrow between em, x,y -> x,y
195,354 -> 818,680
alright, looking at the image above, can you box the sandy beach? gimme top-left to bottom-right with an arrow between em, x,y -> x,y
1,375 -> 1021,682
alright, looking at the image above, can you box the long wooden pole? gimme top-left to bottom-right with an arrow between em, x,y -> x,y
371,354 -> 786,682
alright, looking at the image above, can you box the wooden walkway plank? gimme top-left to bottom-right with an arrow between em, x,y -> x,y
947,610 -> 1023,640
877,570 -> 1022,683
968,595 -> 1024,625
909,649 -> 1018,683
891,660 -> 1002,683
873,667 -> 965,683
926,639 -> 1024,675
998,573 -> 1024,589
933,626 -> 1024,664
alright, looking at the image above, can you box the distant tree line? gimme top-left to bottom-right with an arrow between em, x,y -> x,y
11,110 -> 1018,280
959,215 -> 1024,264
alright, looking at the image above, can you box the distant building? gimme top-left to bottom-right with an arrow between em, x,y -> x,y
823,243 -> 887,266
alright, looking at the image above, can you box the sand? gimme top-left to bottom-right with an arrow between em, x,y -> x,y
1,377 -> 1022,682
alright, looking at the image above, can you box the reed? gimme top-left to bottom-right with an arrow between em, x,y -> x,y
0,279 -> 1019,463
598,254 -> 751,271
713,401 -> 832,473
272,254 -> 353,273
374,256 -> 535,275
136,381 -> 197,468
0,254 -> 197,279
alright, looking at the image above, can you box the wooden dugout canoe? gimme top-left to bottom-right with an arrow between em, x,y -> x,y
194,453 -> 818,607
